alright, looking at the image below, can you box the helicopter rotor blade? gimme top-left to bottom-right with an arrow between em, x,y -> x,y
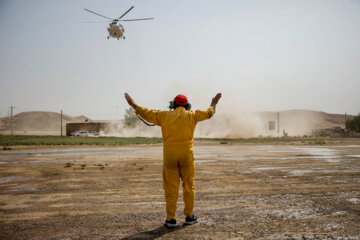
82,21 -> 112,23
117,6 -> 134,20
84,9 -> 114,21
120,18 -> 154,21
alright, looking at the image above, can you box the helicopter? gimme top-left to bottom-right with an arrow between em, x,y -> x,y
84,6 -> 154,40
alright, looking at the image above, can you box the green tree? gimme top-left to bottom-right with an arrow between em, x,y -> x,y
346,114 -> 360,132
124,107 -> 140,128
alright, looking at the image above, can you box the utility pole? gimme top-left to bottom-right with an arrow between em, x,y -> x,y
60,110 -> 63,136
277,112 -> 280,138
10,106 -> 15,135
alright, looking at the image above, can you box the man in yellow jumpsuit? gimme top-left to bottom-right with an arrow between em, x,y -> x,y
124,92 -> 222,228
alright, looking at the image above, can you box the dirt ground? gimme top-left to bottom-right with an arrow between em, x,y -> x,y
0,139 -> 360,240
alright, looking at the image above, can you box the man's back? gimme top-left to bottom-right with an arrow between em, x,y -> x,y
161,107 -> 197,146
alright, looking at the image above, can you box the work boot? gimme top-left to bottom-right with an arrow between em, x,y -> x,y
185,215 -> 198,225
164,219 -> 176,228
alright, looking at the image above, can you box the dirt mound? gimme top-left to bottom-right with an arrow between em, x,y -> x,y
0,111 -> 90,135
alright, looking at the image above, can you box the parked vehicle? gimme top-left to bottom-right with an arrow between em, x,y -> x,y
89,131 -> 99,136
70,131 -> 89,136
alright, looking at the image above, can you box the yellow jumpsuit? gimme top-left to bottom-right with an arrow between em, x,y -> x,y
136,105 -> 215,220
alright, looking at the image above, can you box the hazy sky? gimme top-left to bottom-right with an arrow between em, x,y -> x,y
1,0 -> 359,119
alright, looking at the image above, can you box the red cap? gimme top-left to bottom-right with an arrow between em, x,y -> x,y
174,95 -> 188,105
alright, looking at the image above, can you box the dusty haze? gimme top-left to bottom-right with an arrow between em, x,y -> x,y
0,109 -> 347,138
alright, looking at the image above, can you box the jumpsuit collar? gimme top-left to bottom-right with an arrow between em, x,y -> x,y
175,107 -> 186,112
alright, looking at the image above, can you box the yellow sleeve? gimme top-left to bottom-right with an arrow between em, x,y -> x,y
194,106 -> 215,123
135,105 -> 164,126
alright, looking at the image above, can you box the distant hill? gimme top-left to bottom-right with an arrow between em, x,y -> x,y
0,111 -> 90,135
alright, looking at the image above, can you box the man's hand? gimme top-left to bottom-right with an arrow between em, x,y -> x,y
124,93 -> 137,109
211,93 -> 222,107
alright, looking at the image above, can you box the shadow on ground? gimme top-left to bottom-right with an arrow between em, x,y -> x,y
121,225 -> 186,240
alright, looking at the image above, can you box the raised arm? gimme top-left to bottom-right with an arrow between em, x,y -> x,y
194,93 -> 222,122
124,92 -> 138,109
124,92 -> 163,126
211,93 -> 222,108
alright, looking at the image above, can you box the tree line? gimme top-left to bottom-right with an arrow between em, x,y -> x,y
346,114 -> 360,132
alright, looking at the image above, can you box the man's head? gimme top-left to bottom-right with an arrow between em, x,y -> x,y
174,95 -> 188,106
170,94 -> 191,110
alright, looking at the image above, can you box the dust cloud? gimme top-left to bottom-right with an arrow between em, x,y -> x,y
194,110 -> 327,138
101,121 -> 162,138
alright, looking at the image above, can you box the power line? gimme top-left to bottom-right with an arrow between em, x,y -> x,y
61,110 -> 63,136
277,112 -> 280,138
9,106 -> 15,135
